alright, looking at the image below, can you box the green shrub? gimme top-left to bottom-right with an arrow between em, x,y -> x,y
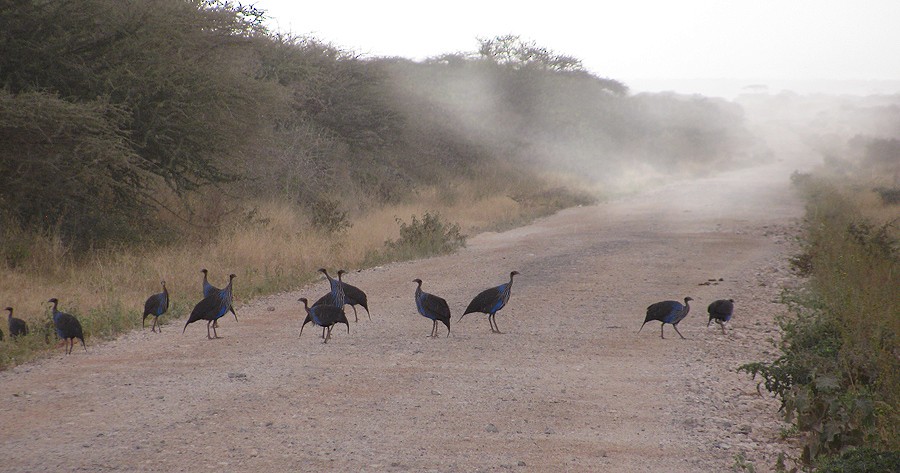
380,212 -> 466,261
740,177 -> 899,467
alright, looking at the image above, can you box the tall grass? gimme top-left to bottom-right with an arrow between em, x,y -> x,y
0,177 -> 593,368
740,175 -> 899,470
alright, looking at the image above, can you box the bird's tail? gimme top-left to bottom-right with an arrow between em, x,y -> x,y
182,321 -> 189,334
457,312 -> 468,323
707,318 -> 712,327
79,336 -> 86,351
142,313 -> 148,329
638,321 -> 648,333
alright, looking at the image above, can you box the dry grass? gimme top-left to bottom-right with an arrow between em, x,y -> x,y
0,180 -> 595,368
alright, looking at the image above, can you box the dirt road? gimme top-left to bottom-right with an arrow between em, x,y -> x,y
1,161 -> 804,472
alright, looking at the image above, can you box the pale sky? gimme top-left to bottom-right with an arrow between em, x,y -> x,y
254,1 -> 900,97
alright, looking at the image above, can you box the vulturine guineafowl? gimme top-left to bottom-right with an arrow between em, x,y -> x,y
298,297 -> 349,344
142,281 -> 169,333
312,269 -> 370,322
184,274 -> 235,339
460,271 -> 520,334
413,279 -> 451,338
6,307 -> 28,339
48,298 -> 85,354
318,268 -> 346,309
640,297 -> 693,339
337,269 -> 370,322
707,299 -> 734,335
201,268 -> 237,324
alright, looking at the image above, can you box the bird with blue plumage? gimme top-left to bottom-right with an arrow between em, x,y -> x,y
460,271 -> 519,334
142,280 -> 169,333
48,298 -> 86,354
317,268 -> 346,310
298,297 -> 349,343
640,296 -> 693,339
184,274 -> 235,339
201,268 -> 237,324
413,278 -> 451,338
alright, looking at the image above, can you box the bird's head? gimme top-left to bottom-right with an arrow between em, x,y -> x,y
337,269 -> 347,277
160,280 -> 166,287
229,273 -> 237,280
297,297 -> 308,306
412,278 -> 423,285
201,268 -> 208,275
47,298 -> 58,305
317,268 -> 327,274
510,271 -> 520,279
728,298 -> 735,303
4,307 -> 12,316
684,297 -> 694,303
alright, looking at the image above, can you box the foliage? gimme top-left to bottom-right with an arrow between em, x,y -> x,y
739,177 -> 899,466
816,448 -> 900,473
381,212 -> 466,261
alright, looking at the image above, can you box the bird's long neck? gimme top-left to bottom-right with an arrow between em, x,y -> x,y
415,282 -> 424,299
6,309 -> 11,320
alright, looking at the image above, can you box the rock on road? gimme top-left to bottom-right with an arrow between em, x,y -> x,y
0,161 -> 802,472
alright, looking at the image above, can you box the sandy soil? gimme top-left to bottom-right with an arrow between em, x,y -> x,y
1,160 -> 806,472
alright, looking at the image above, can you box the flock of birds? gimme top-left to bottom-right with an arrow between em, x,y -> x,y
2,267 -> 736,352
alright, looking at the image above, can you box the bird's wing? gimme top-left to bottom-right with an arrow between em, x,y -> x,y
311,293 -> 332,307
314,305 -> 346,326
59,313 -> 84,339
340,282 -> 367,306
464,287 -> 501,314
188,293 -> 221,323
144,293 -> 163,315
422,293 -> 451,320
645,301 -> 679,323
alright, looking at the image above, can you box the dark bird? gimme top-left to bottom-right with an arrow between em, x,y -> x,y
707,298 -> 735,335
201,269 -> 237,326
183,274 -> 235,339
640,297 -> 693,339
298,297 -> 349,343
201,268 -> 217,298
413,279 -> 451,338
460,271 -> 520,334
7,307 -> 29,339
318,268 -> 346,309
311,270 -> 369,322
337,269 -> 370,322
48,298 -> 86,354
142,281 -> 169,333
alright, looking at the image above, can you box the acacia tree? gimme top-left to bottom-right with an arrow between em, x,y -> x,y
0,0 -> 275,244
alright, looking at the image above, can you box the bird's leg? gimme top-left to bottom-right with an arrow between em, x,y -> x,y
492,314 -> 504,334
720,321 -> 727,335
206,320 -> 213,339
366,308 -> 372,321
321,327 -> 326,339
672,324 -> 686,340
352,306 -> 358,323
323,326 -> 332,344
68,338 -> 74,355
430,320 -> 437,338
660,323 -> 665,339
232,309 -> 238,322
213,323 -> 221,339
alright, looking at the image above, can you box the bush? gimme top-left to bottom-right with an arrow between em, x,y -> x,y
379,212 -> 466,261
739,177 -> 899,467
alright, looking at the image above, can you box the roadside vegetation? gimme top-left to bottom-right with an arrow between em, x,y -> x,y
1,1 -> 757,367
740,132 -> 899,471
